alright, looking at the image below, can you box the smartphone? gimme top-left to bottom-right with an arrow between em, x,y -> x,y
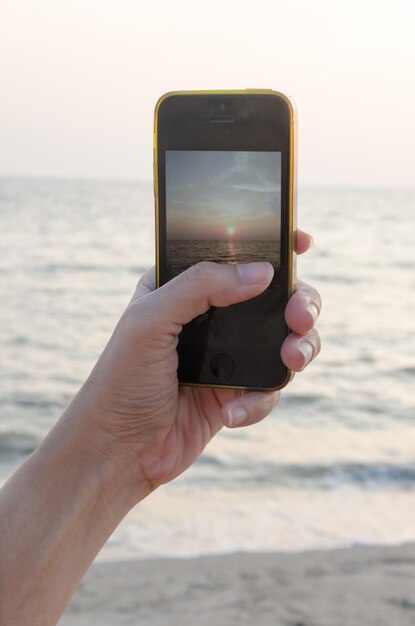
154,89 -> 297,391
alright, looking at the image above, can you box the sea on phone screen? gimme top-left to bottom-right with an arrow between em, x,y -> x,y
166,239 -> 280,277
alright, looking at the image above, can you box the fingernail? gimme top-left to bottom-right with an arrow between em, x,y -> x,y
227,406 -> 248,427
236,262 -> 273,285
306,303 -> 319,323
298,341 -> 314,367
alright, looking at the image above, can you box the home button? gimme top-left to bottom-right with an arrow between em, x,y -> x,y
209,354 -> 235,382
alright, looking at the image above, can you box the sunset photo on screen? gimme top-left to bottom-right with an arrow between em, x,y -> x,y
166,150 -> 281,277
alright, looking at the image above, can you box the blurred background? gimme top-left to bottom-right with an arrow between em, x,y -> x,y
1,0 -> 414,564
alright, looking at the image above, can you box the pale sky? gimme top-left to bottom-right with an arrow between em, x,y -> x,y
0,0 -> 414,187
166,151 -> 281,240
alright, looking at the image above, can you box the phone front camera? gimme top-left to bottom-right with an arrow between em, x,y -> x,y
218,103 -> 226,112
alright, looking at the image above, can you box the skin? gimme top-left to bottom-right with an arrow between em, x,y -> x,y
0,229 -> 320,625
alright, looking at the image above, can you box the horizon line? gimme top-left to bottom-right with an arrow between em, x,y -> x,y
0,173 -> 414,193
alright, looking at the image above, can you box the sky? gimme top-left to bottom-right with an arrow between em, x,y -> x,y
0,0 -> 414,187
166,151 -> 281,240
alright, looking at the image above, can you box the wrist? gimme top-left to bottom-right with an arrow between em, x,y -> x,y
0,389 -> 148,625
56,388 -> 152,509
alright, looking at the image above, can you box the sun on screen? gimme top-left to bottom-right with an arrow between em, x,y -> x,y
227,226 -> 235,235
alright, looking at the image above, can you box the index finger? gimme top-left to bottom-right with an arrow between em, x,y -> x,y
295,230 -> 313,255
131,266 -> 156,302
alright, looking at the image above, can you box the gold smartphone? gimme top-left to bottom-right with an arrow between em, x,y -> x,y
154,89 -> 297,391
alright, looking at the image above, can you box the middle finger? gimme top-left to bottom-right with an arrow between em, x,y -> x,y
285,280 -> 322,335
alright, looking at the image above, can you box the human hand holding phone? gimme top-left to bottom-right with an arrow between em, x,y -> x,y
0,230 -> 320,625
64,230 -> 320,498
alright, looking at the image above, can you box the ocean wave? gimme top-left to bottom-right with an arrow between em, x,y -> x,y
392,366 -> 415,379
281,394 -> 322,406
0,431 -> 41,459
309,273 -> 361,284
4,397 -> 64,410
41,263 -> 107,273
193,458 -> 415,491
278,461 -> 415,489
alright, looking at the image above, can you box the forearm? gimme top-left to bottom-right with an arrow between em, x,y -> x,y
0,396 -> 145,626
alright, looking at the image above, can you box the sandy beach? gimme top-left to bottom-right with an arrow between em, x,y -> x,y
60,543 -> 415,626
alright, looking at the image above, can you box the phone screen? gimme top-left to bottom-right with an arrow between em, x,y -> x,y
165,150 -> 281,278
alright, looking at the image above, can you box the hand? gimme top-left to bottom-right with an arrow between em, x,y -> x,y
0,231 -> 320,626
66,230 -> 321,500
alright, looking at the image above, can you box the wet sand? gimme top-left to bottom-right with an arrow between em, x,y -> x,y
60,543 -> 415,625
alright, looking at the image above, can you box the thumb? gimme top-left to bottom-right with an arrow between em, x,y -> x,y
148,261 -> 273,327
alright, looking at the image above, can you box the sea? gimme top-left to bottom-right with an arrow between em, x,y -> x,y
166,239 -> 280,277
1,177 -> 414,562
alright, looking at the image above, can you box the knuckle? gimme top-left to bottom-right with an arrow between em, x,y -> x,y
131,268 -> 156,303
184,261 -> 215,285
261,392 -> 279,414
297,283 -> 316,299
120,298 -> 154,336
306,328 -> 321,357
314,329 -> 322,355
136,273 -> 148,290
119,302 -> 140,335
298,285 -> 322,314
